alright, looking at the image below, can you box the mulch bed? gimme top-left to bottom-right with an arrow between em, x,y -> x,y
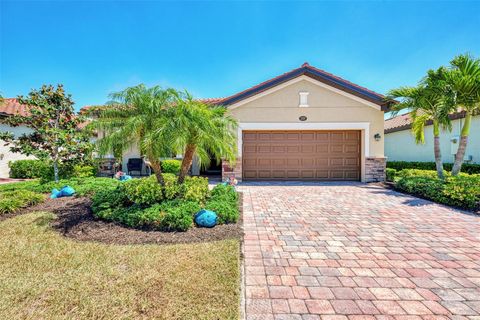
5,195 -> 243,245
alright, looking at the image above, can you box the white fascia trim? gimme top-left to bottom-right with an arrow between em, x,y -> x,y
228,75 -> 381,111
237,122 -> 370,157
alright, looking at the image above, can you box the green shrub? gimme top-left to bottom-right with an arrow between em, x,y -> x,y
94,199 -> 200,231
163,173 -> 181,200
91,186 -> 131,216
180,176 -> 209,203
394,169 -> 480,210
205,199 -> 239,224
9,160 -> 51,179
124,175 -> 163,205
387,161 -> 480,175
0,190 -> 44,214
161,159 -> 181,175
205,184 -> 239,224
73,165 -> 96,178
385,168 -> 397,182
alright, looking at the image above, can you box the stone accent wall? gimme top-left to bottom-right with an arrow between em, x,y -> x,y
365,157 -> 386,182
222,157 -> 242,182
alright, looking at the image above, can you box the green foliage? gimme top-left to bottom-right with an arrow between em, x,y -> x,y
9,159 -> 73,181
180,176 -> 209,203
0,191 -> 44,214
394,169 -> 480,210
73,165 -> 96,178
123,175 -> 164,205
205,184 -> 239,224
387,161 -> 480,175
0,85 -> 93,182
162,173 -> 181,200
161,159 -> 181,175
91,186 -> 130,218
0,177 -> 120,197
385,168 -> 397,182
93,199 -> 200,231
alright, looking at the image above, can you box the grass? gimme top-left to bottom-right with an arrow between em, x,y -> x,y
0,212 -> 240,320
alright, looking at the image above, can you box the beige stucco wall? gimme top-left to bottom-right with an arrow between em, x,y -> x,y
228,79 -> 385,157
0,124 -> 35,178
385,115 -> 480,164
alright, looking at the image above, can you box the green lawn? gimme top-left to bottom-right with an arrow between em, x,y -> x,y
0,212 -> 240,320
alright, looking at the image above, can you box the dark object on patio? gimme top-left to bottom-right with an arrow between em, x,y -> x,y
97,159 -> 117,177
127,158 -> 144,175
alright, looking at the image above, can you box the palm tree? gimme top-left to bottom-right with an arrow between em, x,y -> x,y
388,72 -> 452,179
158,92 -> 238,184
92,84 -> 178,185
444,54 -> 480,176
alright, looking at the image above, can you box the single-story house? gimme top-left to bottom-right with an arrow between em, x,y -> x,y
385,112 -> 480,164
91,63 -> 391,182
0,99 -> 35,178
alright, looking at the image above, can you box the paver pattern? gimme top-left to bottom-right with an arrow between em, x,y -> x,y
239,182 -> 480,320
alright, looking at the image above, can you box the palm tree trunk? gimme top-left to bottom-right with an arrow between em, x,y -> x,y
178,144 -> 196,184
432,121 -> 444,179
451,113 -> 472,176
149,159 -> 164,186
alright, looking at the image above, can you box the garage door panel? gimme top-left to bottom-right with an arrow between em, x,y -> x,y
243,130 -> 360,181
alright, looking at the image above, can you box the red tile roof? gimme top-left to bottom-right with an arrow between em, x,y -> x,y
0,98 -> 31,117
385,111 -> 470,134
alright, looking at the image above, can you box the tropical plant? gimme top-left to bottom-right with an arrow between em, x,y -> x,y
0,85 -> 92,182
91,85 -> 179,185
157,93 -> 238,183
443,54 -> 480,175
388,72 -> 452,179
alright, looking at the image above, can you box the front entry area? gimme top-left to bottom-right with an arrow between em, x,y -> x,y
242,130 -> 361,180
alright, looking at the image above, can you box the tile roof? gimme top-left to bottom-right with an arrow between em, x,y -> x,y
0,98 -> 31,117
385,111 -> 470,134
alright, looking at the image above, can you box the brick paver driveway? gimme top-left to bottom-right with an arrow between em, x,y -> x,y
239,182 -> 480,320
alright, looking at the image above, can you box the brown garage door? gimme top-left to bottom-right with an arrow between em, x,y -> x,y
242,130 -> 361,180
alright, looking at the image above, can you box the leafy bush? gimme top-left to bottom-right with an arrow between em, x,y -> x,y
385,168 -> 397,182
163,173 -> 181,200
180,176 -> 209,203
0,190 -> 44,214
9,160 -> 52,179
394,169 -> 480,210
91,186 -> 131,217
161,159 -> 181,175
73,165 -> 96,178
93,199 -> 200,231
387,161 -> 480,175
123,175 -> 164,205
205,184 -> 239,224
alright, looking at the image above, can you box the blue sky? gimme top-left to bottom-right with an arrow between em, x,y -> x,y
1,1 -> 479,111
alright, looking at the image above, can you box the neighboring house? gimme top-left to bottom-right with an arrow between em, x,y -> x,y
88,63 -> 390,182
0,99 -> 35,178
385,112 -> 480,164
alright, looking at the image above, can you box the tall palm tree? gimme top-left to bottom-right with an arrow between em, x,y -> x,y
92,84 -> 178,185
388,72 -> 452,179
444,54 -> 480,176
158,92 -> 238,184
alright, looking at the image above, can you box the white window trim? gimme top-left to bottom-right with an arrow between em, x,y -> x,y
228,75 -> 381,110
237,122 -> 370,157
299,91 -> 309,108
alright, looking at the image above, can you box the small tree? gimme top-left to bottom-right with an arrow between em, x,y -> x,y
158,92 -> 238,184
444,54 -> 480,175
0,85 -> 92,182
91,84 -> 178,185
388,69 -> 453,179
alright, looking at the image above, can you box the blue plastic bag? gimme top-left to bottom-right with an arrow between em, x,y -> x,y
50,185 -> 76,198
194,209 -> 218,228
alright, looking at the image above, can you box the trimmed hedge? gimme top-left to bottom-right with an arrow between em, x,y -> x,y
9,159 -> 96,181
205,184 -> 239,224
161,159 -> 181,175
394,169 -> 480,210
387,161 -> 480,175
